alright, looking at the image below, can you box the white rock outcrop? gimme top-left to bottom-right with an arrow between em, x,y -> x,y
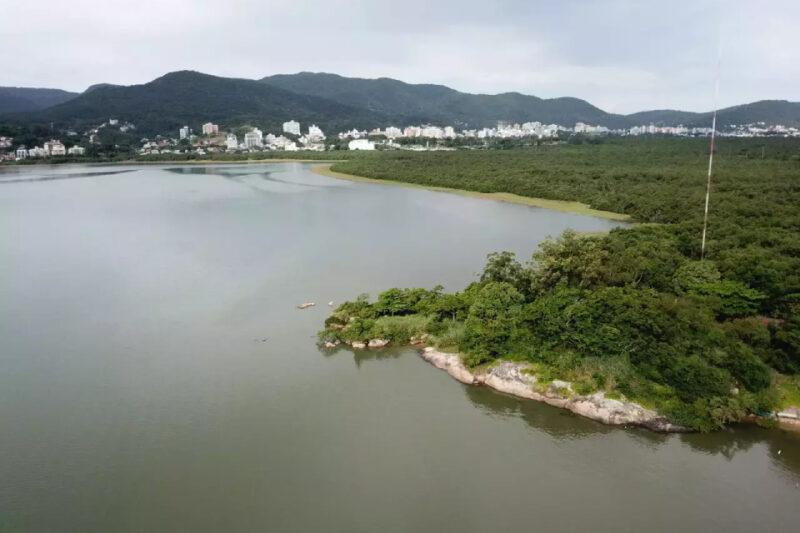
419,347 -> 686,432
368,339 -> 390,348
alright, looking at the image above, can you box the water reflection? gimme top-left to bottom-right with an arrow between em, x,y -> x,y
332,345 -> 800,477
165,165 -> 337,189
323,345 -> 406,369
0,169 -> 137,184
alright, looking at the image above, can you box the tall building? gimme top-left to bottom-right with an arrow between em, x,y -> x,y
283,120 -> 301,136
307,124 -> 325,140
179,126 -> 190,139
384,126 -> 402,139
244,128 -> 263,149
202,122 -> 219,135
226,134 -> 238,150
43,140 -> 66,156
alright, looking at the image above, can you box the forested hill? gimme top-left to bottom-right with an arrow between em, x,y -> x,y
263,72 -> 800,128
6,71 -> 394,135
4,71 -> 800,132
627,100 -> 800,129
262,72 -> 623,128
0,87 -> 78,114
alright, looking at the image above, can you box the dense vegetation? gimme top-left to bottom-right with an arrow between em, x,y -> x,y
3,71 -> 393,136
4,72 -> 798,136
321,138 -> 800,431
265,73 -> 800,128
0,87 -> 77,114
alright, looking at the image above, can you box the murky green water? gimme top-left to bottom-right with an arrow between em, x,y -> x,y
1,163 -> 798,532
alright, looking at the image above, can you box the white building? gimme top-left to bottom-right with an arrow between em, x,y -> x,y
225,134 -> 238,150
28,146 -> 47,158
15,146 -> 27,159
384,126 -> 402,139
67,145 -> 86,156
179,126 -> 190,140
349,139 -> 375,151
44,140 -> 66,156
307,124 -> 325,141
283,120 -> 301,136
421,126 -> 444,139
202,122 -> 219,135
244,128 -> 263,149
109,118 -> 119,126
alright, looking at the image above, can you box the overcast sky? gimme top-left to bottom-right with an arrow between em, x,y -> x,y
4,0 -> 797,113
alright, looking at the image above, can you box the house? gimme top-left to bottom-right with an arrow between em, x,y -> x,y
349,139 -> 375,151
15,146 -> 27,159
68,145 -> 86,156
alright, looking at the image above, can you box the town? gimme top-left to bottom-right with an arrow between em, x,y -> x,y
3,116 -> 799,162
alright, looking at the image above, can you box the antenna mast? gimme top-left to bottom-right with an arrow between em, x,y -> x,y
700,43 -> 721,260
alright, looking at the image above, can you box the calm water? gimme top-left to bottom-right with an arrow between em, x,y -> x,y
1,163 -> 798,533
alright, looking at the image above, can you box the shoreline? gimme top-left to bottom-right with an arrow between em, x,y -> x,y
1,158 -> 345,168
311,163 -> 631,221
415,346 -> 688,432
335,340 -> 800,433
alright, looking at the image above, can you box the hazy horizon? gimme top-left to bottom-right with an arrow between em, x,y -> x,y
3,0 -> 799,113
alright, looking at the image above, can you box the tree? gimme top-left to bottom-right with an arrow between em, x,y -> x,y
464,282 -> 524,363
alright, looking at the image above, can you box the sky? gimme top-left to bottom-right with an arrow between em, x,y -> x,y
3,0 -> 798,113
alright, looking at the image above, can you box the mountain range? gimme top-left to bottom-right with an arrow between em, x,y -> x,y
0,87 -> 79,114
2,71 -> 799,135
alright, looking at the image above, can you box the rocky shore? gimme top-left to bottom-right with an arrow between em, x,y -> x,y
417,347 -> 688,432
328,339 -> 800,433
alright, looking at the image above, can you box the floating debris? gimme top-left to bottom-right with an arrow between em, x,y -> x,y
297,302 -> 316,309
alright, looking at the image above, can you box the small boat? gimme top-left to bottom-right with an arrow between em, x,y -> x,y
328,301 -> 334,306
297,302 -> 316,309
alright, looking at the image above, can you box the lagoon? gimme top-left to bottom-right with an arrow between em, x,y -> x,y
1,163 -> 798,532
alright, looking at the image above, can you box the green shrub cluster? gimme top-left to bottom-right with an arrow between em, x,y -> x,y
321,138 -> 800,431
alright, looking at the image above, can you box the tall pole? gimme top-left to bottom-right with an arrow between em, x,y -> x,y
700,43 -> 721,260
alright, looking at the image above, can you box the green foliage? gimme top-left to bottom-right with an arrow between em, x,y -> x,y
321,139 -> 800,431
674,260 -> 721,293
9,71 -> 390,136
691,280 -> 766,319
531,231 -> 610,291
463,282 -> 525,362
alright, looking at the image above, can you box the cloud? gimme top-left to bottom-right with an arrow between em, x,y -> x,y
1,0 -> 797,113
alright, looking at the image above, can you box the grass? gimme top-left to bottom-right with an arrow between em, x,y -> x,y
311,163 -> 631,221
775,375 -> 800,409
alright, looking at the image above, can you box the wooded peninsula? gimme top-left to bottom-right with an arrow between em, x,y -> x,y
319,138 -> 800,431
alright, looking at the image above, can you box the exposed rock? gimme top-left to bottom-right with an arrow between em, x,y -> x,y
776,407 -> 800,431
297,302 -> 315,309
419,347 -> 477,385
350,341 -> 366,349
549,380 -> 573,394
368,339 -> 389,348
418,348 -> 687,433
323,340 -> 340,349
